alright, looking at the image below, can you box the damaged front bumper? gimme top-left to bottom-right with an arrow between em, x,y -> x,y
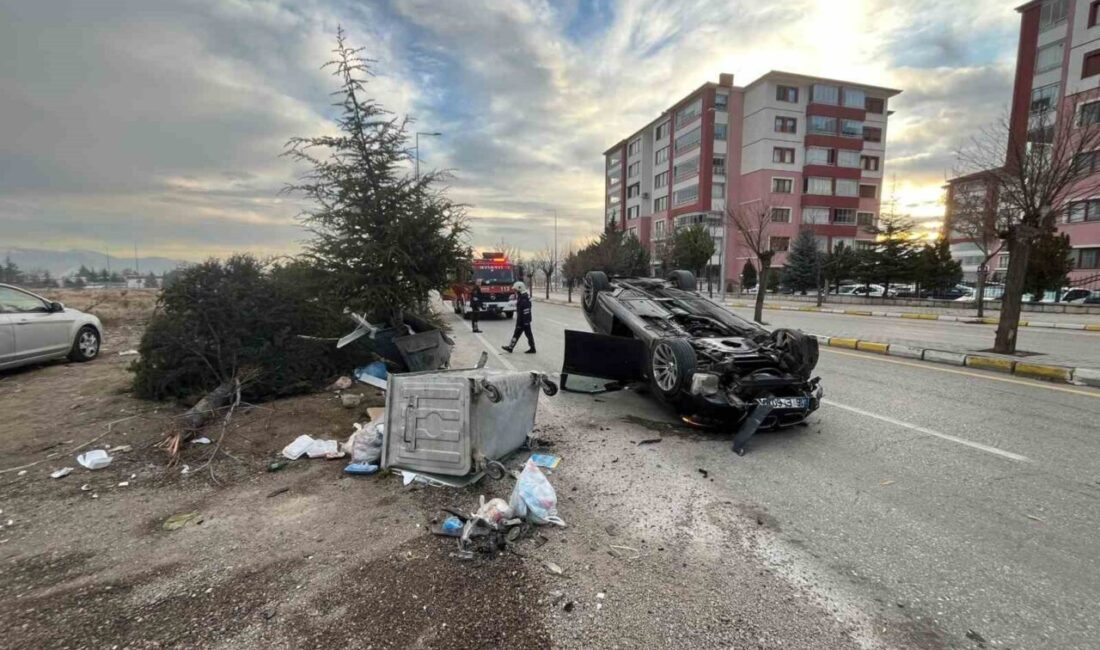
688,372 -> 823,428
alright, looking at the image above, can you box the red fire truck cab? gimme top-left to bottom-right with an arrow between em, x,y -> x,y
451,252 -> 518,319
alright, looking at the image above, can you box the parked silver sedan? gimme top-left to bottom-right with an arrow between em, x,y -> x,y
0,284 -> 104,371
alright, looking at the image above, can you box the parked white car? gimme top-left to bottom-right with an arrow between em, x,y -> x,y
0,284 -> 104,371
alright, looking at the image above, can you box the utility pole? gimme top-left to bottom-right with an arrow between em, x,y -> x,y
414,131 -> 442,181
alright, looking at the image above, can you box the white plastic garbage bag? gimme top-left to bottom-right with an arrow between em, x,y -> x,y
345,420 -> 385,465
509,459 -> 565,526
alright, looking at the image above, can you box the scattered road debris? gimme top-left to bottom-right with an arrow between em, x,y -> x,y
966,629 -> 988,645
544,561 -> 564,575
117,481 -> 130,487
340,393 -> 363,408
266,487 -> 290,498
76,449 -> 112,470
163,512 -> 203,530
282,435 -> 314,460
107,444 -> 132,453
117,349 -> 139,356
608,545 -> 641,560
80,484 -> 91,491
1026,514 -> 1045,522
510,460 -> 565,526
697,468 -> 709,479
267,460 -> 288,472
344,463 -> 379,475
880,479 -> 896,486
328,376 -> 353,391
50,467 -> 74,479
636,438 -> 662,445
190,438 -> 211,445
180,465 -> 191,475
529,453 -> 560,469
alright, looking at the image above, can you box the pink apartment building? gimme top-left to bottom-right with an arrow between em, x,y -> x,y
604,71 -> 900,283
946,0 -> 1100,284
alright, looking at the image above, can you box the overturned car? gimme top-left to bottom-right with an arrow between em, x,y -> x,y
561,270 -> 822,454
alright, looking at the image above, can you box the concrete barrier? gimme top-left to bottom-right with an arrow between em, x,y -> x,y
923,349 -> 968,366
855,341 -> 889,354
965,356 -> 1015,373
828,337 -> 859,349
1013,362 -> 1073,382
1073,367 -> 1100,388
887,344 -> 924,359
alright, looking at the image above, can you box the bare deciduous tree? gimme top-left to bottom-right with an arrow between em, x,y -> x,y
956,105 -> 1100,352
947,176 -> 1006,318
726,200 -> 779,323
531,246 -> 558,300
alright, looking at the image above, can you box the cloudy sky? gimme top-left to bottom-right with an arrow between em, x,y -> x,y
0,0 -> 1021,260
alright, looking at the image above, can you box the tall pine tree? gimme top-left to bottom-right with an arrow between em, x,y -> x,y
781,228 -> 820,294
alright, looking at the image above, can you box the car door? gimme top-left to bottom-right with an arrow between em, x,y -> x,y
0,312 -> 15,367
0,287 -> 73,360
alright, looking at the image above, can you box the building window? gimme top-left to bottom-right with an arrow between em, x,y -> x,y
627,183 -> 640,198
803,207 -> 830,224
863,126 -> 883,142
712,155 -> 726,176
1074,151 -> 1100,176
676,98 -> 702,124
673,185 -> 699,206
715,92 -> 728,110
811,84 -> 839,105
628,139 -> 641,156
1031,83 -> 1060,113
627,205 -> 640,220
855,241 -> 876,251
866,97 -> 885,114
835,179 -> 859,197
842,88 -> 865,109
1079,100 -> 1100,126
833,208 -> 856,224
861,155 -> 880,171
654,219 -> 666,238
770,236 -> 791,252
805,177 -> 833,195
773,147 -> 796,164
840,119 -> 863,138
809,115 -> 837,135
771,207 -> 792,223
1066,199 -> 1100,222
806,147 -> 833,165
656,122 -> 670,140
674,157 -> 699,180
654,195 -> 669,212
772,177 -> 793,193
1036,41 -> 1064,73
655,171 -> 669,188
627,161 -> 640,178
775,116 -> 798,133
1084,50 -> 1100,79
838,150 -> 861,168
857,212 -> 875,227
1091,0 -> 1100,27
714,123 -> 728,140
1039,0 -> 1069,31
655,146 -> 669,165
675,127 -> 701,153
859,184 -> 877,199
1076,247 -> 1100,269
712,182 -> 726,198
776,85 -> 799,103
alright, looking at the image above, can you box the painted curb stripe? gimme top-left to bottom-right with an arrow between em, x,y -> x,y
829,337 -> 859,349
855,341 -> 889,354
1013,362 -> 1073,382
965,356 -> 1016,373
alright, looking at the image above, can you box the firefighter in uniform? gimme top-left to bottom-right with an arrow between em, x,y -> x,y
502,281 -> 535,354
470,279 -> 484,333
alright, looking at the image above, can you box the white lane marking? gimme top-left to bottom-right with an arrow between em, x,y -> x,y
822,399 -> 1031,463
544,317 -> 574,329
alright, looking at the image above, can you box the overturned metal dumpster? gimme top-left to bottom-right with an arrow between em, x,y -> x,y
381,368 -> 558,478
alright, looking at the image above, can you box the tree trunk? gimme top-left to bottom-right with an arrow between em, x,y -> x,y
975,265 -> 987,319
544,272 -> 550,300
754,264 -> 769,323
566,281 -> 572,303
994,237 -> 1032,354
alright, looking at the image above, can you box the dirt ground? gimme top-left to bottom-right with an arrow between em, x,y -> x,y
1,299 -> 900,649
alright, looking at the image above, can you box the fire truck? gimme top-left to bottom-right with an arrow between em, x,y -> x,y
451,252 -> 518,319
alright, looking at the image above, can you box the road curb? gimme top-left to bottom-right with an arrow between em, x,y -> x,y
718,300 -> 1099,331
532,297 -> 1098,388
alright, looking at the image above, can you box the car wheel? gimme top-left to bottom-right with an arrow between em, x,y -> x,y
505,311 -> 514,319
582,271 -> 611,314
69,326 -> 101,362
649,338 -> 695,402
667,270 -> 697,291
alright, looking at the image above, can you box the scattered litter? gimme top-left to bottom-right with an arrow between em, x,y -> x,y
608,544 -> 641,560
396,468 -> 484,488
563,601 -> 575,613
529,453 -> 561,470
117,349 -> 139,356
596,592 -> 606,599
476,496 -> 514,525
346,420 -> 384,464
190,437 -> 212,445
117,481 -> 129,487
636,438 -> 662,445
697,468 -> 709,479
340,393 -> 363,408
180,465 -> 191,475
17,470 -> 27,476
80,484 -> 91,492
966,629 -> 987,644
439,516 -> 464,537
544,561 -> 564,576
267,487 -> 290,498
356,373 -> 387,390
107,444 -> 132,454
91,493 -> 98,499
880,480 -> 895,486
163,512 -> 202,531
328,376 -> 353,391
77,449 -> 113,470
337,313 -> 381,349
305,438 -> 340,458
50,467 -> 74,479
510,460 -> 565,526
344,463 -> 379,475
355,361 -> 389,389
282,435 -> 315,460
1026,514 -> 1045,522
267,460 -> 288,472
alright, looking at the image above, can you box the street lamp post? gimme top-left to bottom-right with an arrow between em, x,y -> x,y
414,131 -> 442,181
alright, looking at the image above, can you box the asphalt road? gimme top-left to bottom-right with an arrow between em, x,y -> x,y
460,299 -> 1100,649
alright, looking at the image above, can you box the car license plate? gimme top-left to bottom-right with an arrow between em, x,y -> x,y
757,397 -> 809,409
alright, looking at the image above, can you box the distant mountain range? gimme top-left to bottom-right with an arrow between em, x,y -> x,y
2,247 -> 189,278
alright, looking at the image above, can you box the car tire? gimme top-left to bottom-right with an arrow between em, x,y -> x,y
582,271 -> 611,315
69,326 -> 101,362
649,338 -> 695,403
505,311 -> 514,319
667,270 -> 697,291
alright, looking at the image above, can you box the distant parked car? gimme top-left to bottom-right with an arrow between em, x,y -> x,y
924,285 -> 972,300
848,284 -> 897,298
1060,288 -> 1096,304
0,284 -> 103,371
